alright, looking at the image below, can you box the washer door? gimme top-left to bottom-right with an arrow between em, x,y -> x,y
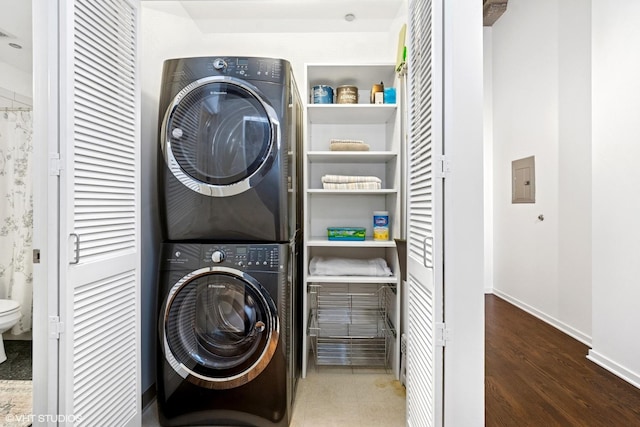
161,76 -> 280,197
162,267 -> 279,390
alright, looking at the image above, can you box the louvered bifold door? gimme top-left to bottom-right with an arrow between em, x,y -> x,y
58,0 -> 141,426
406,0 -> 444,426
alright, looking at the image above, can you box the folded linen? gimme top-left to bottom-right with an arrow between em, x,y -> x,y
322,182 -> 381,190
330,139 -> 366,145
309,256 -> 393,277
321,175 -> 382,184
330,139 -> 370,151
330,142 -> 371,151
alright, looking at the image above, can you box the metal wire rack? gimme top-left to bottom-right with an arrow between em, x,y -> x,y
308,282 -> 396,368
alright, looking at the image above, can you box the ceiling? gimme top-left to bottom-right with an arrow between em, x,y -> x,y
0,0 -> 405,74
152,0 -> 406,34
0,0 -> 32,73
0,0 -> 509,76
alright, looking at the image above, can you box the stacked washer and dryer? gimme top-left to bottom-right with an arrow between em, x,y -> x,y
155,57 -> 302,427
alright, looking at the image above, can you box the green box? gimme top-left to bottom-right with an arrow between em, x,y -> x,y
327,227 -> 366,241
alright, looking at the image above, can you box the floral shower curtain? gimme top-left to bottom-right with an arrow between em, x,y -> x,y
0,109 -> 33,335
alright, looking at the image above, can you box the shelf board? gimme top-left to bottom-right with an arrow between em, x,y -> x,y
307,275 -> 399,284
308,189 -> 397,195
307,151 -> 397,163
307,104 -> 397,124
307,237 -> 396,247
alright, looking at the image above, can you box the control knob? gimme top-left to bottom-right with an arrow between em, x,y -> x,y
213,58 -> 227,70
211,250 -> 225,263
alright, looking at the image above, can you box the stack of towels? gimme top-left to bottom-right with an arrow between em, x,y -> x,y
321,174 -> 382,190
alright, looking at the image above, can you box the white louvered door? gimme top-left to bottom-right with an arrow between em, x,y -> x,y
58,0 -> 140,426
406,0 -> 444,426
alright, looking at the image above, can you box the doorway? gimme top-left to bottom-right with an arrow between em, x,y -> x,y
0,0 -> 34,420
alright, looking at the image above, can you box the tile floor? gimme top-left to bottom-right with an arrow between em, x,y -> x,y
291,366 -> 406,427
143,365 -> 406,427
0,340 -> 32,380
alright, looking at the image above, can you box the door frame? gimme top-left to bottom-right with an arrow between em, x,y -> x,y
441,0 -> 485,425
32,0 -> 61,423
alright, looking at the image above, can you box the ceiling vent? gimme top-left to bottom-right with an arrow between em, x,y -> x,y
483,0 -> 508,26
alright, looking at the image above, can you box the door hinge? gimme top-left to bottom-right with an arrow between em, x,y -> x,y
49,153 -> 62,176
436,155 -> 451,179
436,322 -> 451,347
49,316 -> 64,339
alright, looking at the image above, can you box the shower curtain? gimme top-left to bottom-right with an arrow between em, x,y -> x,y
0,109 -> 33,335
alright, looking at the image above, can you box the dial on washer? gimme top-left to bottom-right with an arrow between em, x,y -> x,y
213,58 -> 227,70
211,250 -> 225,263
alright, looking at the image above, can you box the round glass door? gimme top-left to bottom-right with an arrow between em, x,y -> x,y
163,268 -> 279,389
163,78 -> 276,190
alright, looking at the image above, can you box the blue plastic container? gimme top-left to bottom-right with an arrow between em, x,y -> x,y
384,87 -> 396,104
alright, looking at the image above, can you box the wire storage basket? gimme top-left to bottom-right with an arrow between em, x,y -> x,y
308,282 -> 396,368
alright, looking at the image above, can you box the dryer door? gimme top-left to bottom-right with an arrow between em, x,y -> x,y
161,76 -> 280,197
162,267 -> 279,390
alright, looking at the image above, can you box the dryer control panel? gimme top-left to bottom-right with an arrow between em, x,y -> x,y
206,57 -> 285,84
203,244 -> 283,271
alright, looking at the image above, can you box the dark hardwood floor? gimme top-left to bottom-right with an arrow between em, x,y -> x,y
485,294 -> 640,426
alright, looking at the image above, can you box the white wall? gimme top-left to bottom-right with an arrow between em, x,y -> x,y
557,0 -> 592,342
140,2 -> 406,394
589,0 -> 640,388
0,61 -> 32,99
490,0 -> 592,343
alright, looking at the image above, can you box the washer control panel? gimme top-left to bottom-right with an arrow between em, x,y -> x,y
203,245 -> 282,271
206,57 -> 284,83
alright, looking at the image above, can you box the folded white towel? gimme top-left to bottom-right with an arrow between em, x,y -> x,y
321,175 -> 382,184
322,182 -> 382,190
309,256 -> 393,277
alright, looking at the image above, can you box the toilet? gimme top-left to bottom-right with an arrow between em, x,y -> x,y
0,299 -> 21,363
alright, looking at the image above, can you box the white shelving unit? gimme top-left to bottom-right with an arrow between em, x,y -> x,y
302,63 -> 402,378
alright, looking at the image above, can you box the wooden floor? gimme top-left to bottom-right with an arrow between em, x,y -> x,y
485,294 -> 640,426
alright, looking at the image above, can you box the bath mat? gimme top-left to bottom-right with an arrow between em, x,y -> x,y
0,380 -> 32,427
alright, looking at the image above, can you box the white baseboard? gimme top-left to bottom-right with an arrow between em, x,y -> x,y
490,289 -> 592,346
484,287 -> 493,294
587,350 -> 640,389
